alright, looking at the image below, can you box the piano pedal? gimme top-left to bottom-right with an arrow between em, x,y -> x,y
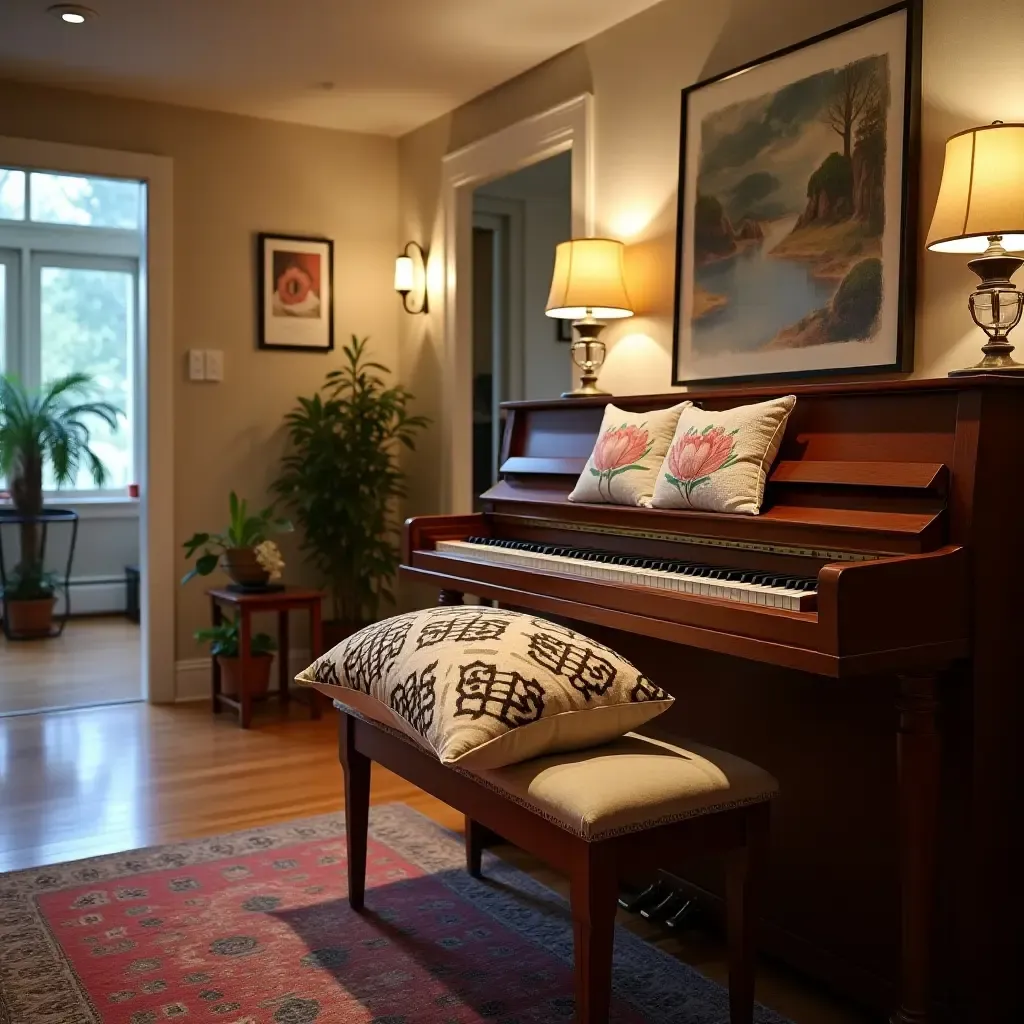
617,881 -> 669,913
665,897 -> 700,931
640,890 -> 689,922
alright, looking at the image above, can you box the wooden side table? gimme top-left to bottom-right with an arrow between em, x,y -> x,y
207,586 -> 324,728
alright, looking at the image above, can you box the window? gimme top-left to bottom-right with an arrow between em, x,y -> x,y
0,167 -> 144,496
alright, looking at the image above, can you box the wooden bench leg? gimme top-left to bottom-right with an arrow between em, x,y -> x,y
726,802 -> 770,1024
339,713 -> 371,911
465,817 -> 502,878
570,843 -> 618,1024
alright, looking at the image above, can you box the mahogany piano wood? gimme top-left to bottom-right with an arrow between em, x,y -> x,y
400,376 -> 1024,1024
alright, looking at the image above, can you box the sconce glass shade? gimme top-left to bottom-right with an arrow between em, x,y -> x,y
545,238 -> 634,320
394,255 -> 414,293
394,241 -> 427,314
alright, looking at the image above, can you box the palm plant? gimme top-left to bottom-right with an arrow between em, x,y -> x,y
273,335 -> 428,625
0,373 -> 120,599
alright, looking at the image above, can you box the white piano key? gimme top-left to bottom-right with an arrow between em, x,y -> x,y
434,540 -> 814,612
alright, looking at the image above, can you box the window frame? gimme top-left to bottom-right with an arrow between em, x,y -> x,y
0,247 -> 20,379
30,251 -> 141,498
0,191 -> 143,501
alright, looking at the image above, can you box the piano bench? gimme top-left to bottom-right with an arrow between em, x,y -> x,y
338,708 -> 778,1024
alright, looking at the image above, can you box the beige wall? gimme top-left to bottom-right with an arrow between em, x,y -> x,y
397,0 -> 1024,516
0,80 -> 400,666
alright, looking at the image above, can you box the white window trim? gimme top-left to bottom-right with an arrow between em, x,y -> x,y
0,134 -> 174,705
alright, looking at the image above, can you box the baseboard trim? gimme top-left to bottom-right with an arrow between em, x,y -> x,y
175,650 -> 312,702
56,576 -> 128,617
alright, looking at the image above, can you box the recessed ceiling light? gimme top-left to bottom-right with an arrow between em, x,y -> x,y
48,4 -> 97,24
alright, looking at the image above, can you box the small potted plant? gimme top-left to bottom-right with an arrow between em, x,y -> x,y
273,336 -> 428,650
182,492 -> 291,589
193,615 -> 277,699
0,373 -> 120,638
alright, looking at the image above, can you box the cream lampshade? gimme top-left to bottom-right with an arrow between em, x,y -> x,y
926,121 -> 1024,374
545,238 -> 634,398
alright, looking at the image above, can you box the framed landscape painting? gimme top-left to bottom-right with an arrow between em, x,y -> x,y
258,233 -> 334,351
672,2 -> 920,385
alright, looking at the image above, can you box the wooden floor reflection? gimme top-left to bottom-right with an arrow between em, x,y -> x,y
0,616 -> 142,716
0,700 -> 869,1024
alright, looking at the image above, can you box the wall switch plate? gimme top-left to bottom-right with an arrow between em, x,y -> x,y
187,349 -> 205,381
204,349 -> 224,382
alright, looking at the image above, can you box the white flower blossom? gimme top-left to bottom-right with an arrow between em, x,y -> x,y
254,540 -> 285,582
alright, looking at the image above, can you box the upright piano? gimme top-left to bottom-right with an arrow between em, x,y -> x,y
401,377 -> 1024,1024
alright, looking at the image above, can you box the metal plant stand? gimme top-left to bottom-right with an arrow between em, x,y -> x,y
0,508 -> 80,640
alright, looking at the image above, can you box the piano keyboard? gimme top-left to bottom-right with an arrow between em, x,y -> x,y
436,537 -> 818,612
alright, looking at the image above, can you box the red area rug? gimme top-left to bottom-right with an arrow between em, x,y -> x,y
0,805 -> 788,1023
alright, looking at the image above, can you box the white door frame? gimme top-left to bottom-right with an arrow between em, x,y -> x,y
440,93 -> 594,514
0,135 -> 175,703
474,196 -> 526,477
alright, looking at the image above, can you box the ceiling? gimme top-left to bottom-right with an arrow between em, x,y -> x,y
0,0 -> 664,137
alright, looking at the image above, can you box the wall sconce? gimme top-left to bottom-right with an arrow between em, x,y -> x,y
394,241 -> 428,314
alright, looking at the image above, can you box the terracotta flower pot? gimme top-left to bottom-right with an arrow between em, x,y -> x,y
5,596 -> 56,639
220,547 -> 270,588
217,653 -> 273,699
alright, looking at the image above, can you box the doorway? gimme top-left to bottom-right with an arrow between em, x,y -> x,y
0,137 -> 174,712
437,94 -> 593,515
470,151 -> 573,501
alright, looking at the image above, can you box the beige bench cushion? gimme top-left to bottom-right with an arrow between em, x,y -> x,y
473,732 -> 778,840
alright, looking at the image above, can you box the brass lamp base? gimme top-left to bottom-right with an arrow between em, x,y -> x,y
950,237 -> 1024,376
562,316 -> 610,400
562,381 -> 610,397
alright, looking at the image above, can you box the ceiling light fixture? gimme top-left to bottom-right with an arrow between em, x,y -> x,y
48,4 -> 96,24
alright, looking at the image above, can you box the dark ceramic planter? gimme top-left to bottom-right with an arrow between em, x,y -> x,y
220,547 -> 270,588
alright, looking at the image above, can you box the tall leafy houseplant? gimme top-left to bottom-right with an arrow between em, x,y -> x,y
0,373 -> 120,635
274,336 -> 428,632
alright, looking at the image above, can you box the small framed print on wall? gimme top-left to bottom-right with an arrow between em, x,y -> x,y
672,1 -> 920,385
258,233 -> 334,352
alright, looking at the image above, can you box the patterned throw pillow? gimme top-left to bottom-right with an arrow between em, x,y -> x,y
568,401 -> 691,507
650,395 -> 796,515
296,606 -> 673,770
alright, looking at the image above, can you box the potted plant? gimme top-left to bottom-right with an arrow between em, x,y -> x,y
0,373 -> 120,638
273,335 -> 428,650
182,492 -> 291,589
194,615 -> 277,699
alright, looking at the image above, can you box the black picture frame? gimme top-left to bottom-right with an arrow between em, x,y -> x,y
257,233 -> 335,352
671,0 -> 921,386
556,318 -> 573,342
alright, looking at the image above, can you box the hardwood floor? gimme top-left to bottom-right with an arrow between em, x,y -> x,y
0,616 -> 141,716
0,700 -> 871,1024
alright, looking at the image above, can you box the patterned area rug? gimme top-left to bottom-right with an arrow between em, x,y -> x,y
0,804 -> 789,1024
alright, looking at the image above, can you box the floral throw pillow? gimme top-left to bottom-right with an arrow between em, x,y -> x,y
295,606 -> 674,770
568,402 -> 691,507
650,396 -> 796,515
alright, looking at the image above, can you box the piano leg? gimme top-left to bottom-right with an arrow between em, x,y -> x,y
438,589 -> 465,606
893,671 -> 942,1024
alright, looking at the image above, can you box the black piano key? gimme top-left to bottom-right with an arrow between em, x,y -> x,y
462,536 -> 819,595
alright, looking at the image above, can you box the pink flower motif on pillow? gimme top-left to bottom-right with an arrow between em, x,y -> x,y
664,425 -> 739,500
589,423 -> 654,500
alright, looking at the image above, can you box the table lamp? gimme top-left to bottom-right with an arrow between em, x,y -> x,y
926,121 -> 1024,374
545,238 -> 633,397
